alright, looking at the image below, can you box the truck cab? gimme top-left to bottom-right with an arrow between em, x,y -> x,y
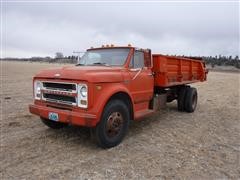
29,45 -> 207,148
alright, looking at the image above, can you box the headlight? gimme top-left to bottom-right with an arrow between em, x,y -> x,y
77,84 -> 88,108
80,86 -> 87,97
34,80 -> 42,100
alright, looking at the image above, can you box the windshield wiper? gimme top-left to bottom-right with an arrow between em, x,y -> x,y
76,63 -> 85,66
91,62 -> 110,66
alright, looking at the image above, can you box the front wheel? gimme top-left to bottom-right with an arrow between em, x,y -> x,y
93,99 -> 130,148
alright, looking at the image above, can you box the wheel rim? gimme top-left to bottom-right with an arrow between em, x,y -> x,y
106,112 -> 124,138
192,93 -> 197,110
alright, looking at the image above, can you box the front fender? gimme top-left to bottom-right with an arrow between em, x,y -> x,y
91,82 -> 134,125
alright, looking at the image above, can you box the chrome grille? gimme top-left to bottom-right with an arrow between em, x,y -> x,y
41,81 -> 77,106
42,81 -> 77,92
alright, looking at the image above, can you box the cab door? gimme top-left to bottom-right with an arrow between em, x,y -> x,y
128,50 -> 154,104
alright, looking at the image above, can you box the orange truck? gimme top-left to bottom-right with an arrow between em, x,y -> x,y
29,45 -> 208,148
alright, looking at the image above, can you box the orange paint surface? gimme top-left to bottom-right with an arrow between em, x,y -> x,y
29,46 -> 207,127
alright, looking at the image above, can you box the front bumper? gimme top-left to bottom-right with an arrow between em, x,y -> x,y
29,104 -> 97,127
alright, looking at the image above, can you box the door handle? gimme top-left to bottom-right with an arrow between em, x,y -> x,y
130,68 -> 141,72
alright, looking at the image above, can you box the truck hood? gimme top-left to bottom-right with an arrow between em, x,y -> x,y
35,65 -> 124,83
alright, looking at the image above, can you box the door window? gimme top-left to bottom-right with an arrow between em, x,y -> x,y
131,51 -> 145,68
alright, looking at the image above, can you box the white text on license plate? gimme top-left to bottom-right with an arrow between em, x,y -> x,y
48,112 -> 59,121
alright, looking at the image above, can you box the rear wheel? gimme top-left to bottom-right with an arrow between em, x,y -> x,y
184,87 -> 198,113
177,86 -> 189,111
93,99 -> 130,148
41,117 -> 68,129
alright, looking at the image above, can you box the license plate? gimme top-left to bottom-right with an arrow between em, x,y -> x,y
48,112 -> 59,121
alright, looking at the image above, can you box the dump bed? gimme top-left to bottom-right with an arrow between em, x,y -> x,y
152,54 -> 207,87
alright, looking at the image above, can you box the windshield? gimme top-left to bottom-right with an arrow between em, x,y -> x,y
77,48 -> 130,66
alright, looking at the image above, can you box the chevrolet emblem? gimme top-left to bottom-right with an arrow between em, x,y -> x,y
54,73 -> 60,77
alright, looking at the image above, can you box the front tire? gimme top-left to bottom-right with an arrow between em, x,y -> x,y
41,117 -> 68,129
93,99 -> 130,148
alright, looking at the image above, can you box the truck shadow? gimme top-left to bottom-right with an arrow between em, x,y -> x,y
125,102 -> 181,140
43,102 -> 180,149
44,125 -> 95,149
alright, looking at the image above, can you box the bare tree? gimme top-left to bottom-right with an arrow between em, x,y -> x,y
55,52 -> 64,59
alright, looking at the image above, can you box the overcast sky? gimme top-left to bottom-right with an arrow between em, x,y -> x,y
2,1 -> 239,58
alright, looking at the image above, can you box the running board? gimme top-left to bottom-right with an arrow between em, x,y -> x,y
134,109 -> 155,120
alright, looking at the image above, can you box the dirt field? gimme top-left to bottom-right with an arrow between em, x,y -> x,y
1,61 -> 240,179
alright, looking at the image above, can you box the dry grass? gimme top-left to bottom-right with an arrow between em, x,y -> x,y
1,61 -> 240,179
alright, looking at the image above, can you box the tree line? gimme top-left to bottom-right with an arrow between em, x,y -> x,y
1,52 -> 239,69
171,55 -> 240,69
202,55 -> 239,69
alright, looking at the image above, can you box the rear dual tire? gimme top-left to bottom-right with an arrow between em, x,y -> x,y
177,86 -> 198,113
184,87 -> 198,112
